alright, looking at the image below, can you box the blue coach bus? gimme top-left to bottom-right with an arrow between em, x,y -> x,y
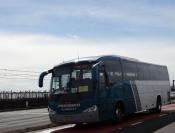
39,55 -> 171,124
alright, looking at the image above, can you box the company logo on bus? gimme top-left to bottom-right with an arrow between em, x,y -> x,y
58,104 -> 80,111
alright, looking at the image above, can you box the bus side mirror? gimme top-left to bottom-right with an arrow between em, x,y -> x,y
39,72 -> 48,87
38,69 -> 52,88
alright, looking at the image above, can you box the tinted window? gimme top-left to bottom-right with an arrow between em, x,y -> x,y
137,63 -> 169,81
137,63 -> 150,80
150,65 -> 159,80
105,59 -> 122,84
99,72 -> 106,89
160,66 -> 169,80
150,65 -> 169,80
122,60 -> 137,80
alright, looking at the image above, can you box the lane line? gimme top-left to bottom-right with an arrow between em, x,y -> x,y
159,114 -> 167,117
35,124 -> 75,133
131,121 -> 143,126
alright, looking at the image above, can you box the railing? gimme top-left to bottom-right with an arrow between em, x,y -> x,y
171,91 -> 175,100
0,91 -> 49,111
0,91 -> 49,100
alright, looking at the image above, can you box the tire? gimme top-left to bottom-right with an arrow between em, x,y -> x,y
155,98 -> 162,113
114,103 -> 124,122
149,97 -> 162,113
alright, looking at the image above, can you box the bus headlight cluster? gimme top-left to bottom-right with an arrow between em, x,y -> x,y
83,105 -> 97,113
48,107 -> 56,115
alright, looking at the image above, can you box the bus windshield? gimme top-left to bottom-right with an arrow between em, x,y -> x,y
51,64 -> 93,95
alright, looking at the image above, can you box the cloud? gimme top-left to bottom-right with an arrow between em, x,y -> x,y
0,0 -> 175,38
0,1 -> 175,91
0,33 -> 174,91
1,1 -> 174,27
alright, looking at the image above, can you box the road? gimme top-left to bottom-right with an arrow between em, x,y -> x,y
0,108 -> 52,133
35,112 -> 174,133
1,103 -> 175,133
34,103 -> 175,133
115,112 -> 175,133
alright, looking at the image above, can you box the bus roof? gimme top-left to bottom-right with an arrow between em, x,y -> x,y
54,55 -> 139,68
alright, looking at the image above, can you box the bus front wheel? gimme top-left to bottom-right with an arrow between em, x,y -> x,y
114,103 -> 124,122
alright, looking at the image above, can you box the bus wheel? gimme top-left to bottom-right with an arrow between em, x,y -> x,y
155,97 -> 162,113
115,103 -> 124,122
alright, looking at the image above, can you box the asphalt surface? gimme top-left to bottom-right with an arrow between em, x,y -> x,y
35,103 -> 175,133
115,112 -> 175,133
1,102 -> 175,133
0,108 -> 52,133
41,112 -> 172,133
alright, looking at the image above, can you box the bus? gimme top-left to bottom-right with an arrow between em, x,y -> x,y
38,55 -> 171,124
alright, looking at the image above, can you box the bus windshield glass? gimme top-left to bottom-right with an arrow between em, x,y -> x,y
51,64 -> 93,95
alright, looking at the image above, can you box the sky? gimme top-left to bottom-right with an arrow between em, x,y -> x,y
0,0 -> 175,91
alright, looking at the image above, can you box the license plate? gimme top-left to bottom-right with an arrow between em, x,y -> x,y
63,116 -> 73,121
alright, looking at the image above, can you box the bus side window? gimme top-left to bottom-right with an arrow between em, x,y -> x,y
99,65 -> 110,89
122,60 -> 137,81
100,72 -> 106,89
104,60 -> 122,85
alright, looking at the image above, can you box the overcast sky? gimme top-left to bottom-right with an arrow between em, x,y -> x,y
0,0 -> 175,91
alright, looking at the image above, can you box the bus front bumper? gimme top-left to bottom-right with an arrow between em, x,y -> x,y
48,107 -> 99,124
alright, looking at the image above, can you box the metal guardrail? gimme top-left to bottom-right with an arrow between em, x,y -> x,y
0,91 -> 49,111
0,91 -> 49,100
171,91 -> 175,100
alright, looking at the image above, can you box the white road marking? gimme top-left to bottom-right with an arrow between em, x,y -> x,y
131,121 -> 143,126
159,114 -> 167,117
34,124 -> 75,133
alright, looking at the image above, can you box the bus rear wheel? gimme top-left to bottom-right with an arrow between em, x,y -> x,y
155,97 -> 162,113
150,96 -> 162,113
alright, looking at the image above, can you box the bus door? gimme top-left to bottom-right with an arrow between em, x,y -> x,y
97,64 -> 111,120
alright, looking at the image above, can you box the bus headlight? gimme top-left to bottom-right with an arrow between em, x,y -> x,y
83,105 -> 97,113
48,107 -> 56,115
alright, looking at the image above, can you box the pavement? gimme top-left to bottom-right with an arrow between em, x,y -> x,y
153,103 -> 175,133
162,102 -> 175,112
1,103 -> 175,133
154,122 -> 175,133
0,108 -> 52,133
34,103 -> 175,133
